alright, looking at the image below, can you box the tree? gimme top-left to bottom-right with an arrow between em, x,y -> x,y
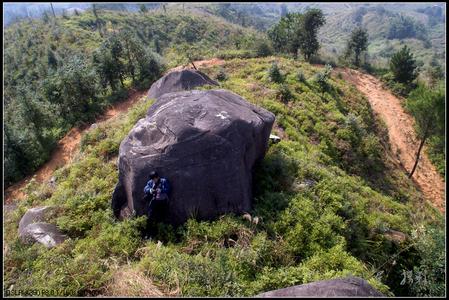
44,56 -> 98,122
406,84 -> 445,178
280,4 -> 288,17
346,27 -> 369,67
390,45 -> 418,84
268,12 -> 302,56
139,4 -> 148,14
299,9 -> 326,61
426,55 -> 444,87
267,9 -> 325,61
50,3 -> 56,18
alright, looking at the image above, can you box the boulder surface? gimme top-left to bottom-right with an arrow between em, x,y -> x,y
112,89 -> 275,225
256,277 -> 384,297
19,223 -> 67,248
18,206 -> 66,248
147,69 -> 218,99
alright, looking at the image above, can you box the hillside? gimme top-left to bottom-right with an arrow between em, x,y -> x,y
4,57 -> 444,297
174,3 -> 445,69
4,8 -> 262,186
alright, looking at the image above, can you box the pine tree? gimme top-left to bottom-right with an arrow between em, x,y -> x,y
390,45 -> 418,84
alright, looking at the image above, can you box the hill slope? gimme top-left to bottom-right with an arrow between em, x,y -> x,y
4,57 -> 444,297
3,9 -> 262,186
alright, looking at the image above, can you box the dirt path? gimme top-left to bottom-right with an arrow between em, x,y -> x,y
337,68 -> 445,212
4,89 -> 147,204
4,59 -> 225,205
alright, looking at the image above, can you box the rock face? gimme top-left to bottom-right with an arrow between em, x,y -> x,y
147,69 -> 218,99
18,206 -> 66,248
112,89 -> 275,225
256,277 -> 384,297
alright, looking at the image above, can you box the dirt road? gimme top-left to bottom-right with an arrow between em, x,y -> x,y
337,68 -> 445,212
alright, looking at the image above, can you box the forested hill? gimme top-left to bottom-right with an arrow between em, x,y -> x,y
179,2 -> 445,69
4,8 -> 262,186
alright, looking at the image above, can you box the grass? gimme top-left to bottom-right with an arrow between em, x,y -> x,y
3,57 -> 445,297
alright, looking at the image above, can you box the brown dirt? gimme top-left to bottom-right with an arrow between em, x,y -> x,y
336,68 -> 445,212
4,89 -> 147,204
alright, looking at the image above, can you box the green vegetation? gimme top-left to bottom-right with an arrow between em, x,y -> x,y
4,8 -> 261,186
390,45 -> 418,84
406,84 -> 445,177
345,27 -> 369,67
268,9 -> 325,61
4,57 -> 444,297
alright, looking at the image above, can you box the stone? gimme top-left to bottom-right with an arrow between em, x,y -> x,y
18,206 -> 53,233
147,69 -> 218,100
18,206 -> 66,248
269,134 -> 281,144
112,89 -> 275,225
256,277 -> 384,297
19,222 -> 67,248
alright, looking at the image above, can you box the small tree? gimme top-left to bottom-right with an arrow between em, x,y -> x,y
268,62 -> 283,83
315,64 -> 333,93
346,27 -> 369,67
390,45 -> 418,84
139,4 -> 148,14
406,84 -> 444,178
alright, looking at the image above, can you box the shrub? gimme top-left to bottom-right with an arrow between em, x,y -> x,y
268,62 -> 284,83
276,84 -> 294,103
296,70 -> 306,82
216,68 -> 228,81
254,39 -> 274,57
315,64 -> 333,93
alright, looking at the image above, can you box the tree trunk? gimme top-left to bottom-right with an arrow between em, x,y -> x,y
50,3 -> 56,18
190,60 -> 197,70
408,134 -> 427,178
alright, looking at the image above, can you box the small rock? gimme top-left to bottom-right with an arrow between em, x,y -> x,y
252,216 -> 259,225
19,222 -> 67,248
242,213 -> 252,222
384,229 -> 408,244
90,123 -> 98,130
269,134 -> 281,144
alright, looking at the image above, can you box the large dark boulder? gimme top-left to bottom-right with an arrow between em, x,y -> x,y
147,69 -> 218,99
256,277 -> 384,297
112,89 -> 275,225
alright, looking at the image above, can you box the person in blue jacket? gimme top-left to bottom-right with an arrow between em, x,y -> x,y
143,171 -> 170,221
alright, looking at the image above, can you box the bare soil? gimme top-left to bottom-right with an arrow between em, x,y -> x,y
336,68 -> 445,212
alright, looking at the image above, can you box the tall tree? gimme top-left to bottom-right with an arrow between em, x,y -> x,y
268,9 -> 325,60
139,4 -> 148,14
390,45 -> 418,84
50,3 -> 56,18
298,8 -> 326,61
346,27 -> 369,67
406,84 -> 445,178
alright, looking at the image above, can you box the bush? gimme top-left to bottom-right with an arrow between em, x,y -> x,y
314,64 -> 333,93
296,70 -> 306,82
268,62 -> 284,83
254,39 -> 274,57
216,68 -> 228,81
276,84 -> 294,103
